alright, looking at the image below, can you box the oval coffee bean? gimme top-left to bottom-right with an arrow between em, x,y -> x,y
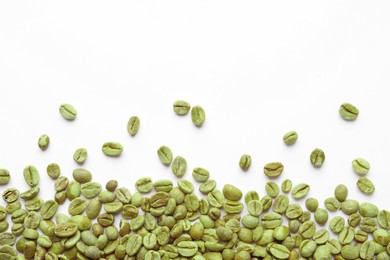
102,142 -> 123,157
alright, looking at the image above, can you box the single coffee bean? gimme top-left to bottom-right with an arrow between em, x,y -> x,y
192,167 -> 210,182
326,239 -> 342,254
222,184 -> 242,201
173,100 -> 191,115
59,103 -> 77,120
314,208 -> 328,225
339,226 -> 355,244
40,200 -> 58,219
324,197 -> 341,211
2,188 -> 19,203
292,183 -> 310,199
313,245 -> 331,260
269,243 -> 290,259
377,210 -> 390,229
283,131 -> 298,145
153,179 -> 173,192
347,213 -> 361,227
273,226 -> 290,241
341,199 -> 359,215
352,157 -> 370,175
46,163 -> 61,180
310,148 -> 325,167
69,197 -> 88,216
239,154 -> 252,170
72,168 -> 92,183
305,198 -> 318,212
191,105 -> 206,127
102,142 -> 123,156
127,116 -> 140,136
38,134 -> 50,150
263,162 -> 284,178
357,177 -> 375,194
67,181 -> 81,200
54,222 -> 78,237
177,241 -> 198,257
334,184 -> 348,202
0,169 -> 10,185
81,182 -> 102,199
86,199 -> 102,220
265,181 -> 280,198
171,156 -> 187,177
125,234 -> 142,256
135,177 -> 153,193
157,145 -> 173,166
360,240 -> 375,259
360,217 -> 377,233
199,180 -> 216,194
23,165 -> 40,187
281,179 -> 292,193
359,202 -> 379,217
105,180 -> 118,192
73,148 -> 88,164
262,212 -> 283,229
341,244 -> 359,259
299,239 -> 317,257
54,176 -> 69,191
0,232 -> 16,246
272,194 -> 290,214
299,220 -> 316,239
339,102 -> 359,121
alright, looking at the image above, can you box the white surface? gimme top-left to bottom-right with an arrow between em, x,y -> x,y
0,1 -> 390,214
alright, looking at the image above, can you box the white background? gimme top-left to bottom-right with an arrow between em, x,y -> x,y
0,2 -> 389,216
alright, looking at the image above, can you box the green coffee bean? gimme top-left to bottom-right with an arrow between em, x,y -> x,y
314,208 -> 328,225
324,197 -> 341,211
54,176 -> 69,192
23,165 -> 39,187
341,244 -> 359,259
192,167 -> 210,182
269,243 -> 290,259
305,198 -> 318,212
67,181 -> 81,200
329,216 -> 345,234
24,197 -> 43,211
11,223 -> 24,236
81,182 -> 102,199
40,200 -> 58,219
105,180 -> 118,192
313,245 -> 331,260
244,190 -> 259,204
339,102 -> 359,121
178,179 -> 194,194
357,177 -> 375,194
153,179 -> 173,192
355,229 -> 368,242
102,142 -> 123,156
326,239 -> 341,254
281,179 -> 292,193
334,184 -> 348,202
292,183 -> 310,199
0,232 -> 15,246
73,148 -> 88,164
262,212 -> 282,229
272,194 -> 288,214
283,131 -> 298,145
2,188 -> 19,203
46,163 -> 61,180
116,187 -> 132,204
0,169 -> 10,185
199,180 -> 216,194
171,156 -> 187,177
135,177 -> 153,193
125,234 -> 142,256
127,116 -> 140,136
313,228 -> 329,244
72,168 -> 92,183
265,182 -> 280,198
191,105 -> 206,127
378,210 -> 390,229
360,240 -> 375,259
273,226 -> 290,241
222,184 -> 242,201
69,197 -> 88,215
299,220 -> 316,239
38,134 -> 50,150
263,162 -> 284,178
347,213 -> 361,227
310,148 -> 325,167
98,190 -> 115,203
299,239 -> 316,257
341,199 -> 359,215
59,103 -> 77,120
352,157 -> 370,175
157,145 -> 173,166
20,186 -> 40,201
359,202 -> 379,217
239,154 -> 252,170
173,100 -> 191,115
339,226 -> 355,244
360,217 -> 377,233
54,222 -> 78,237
